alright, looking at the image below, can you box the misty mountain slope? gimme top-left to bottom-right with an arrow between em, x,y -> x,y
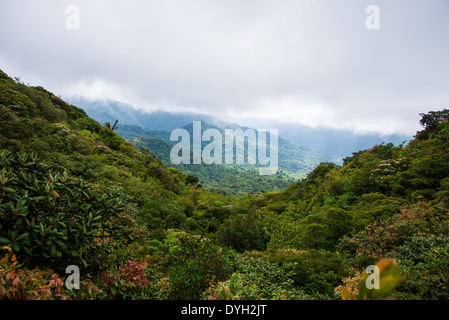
71,98 -> 412,197
72,98 -> 411,166
73,98 -> 324,177
113,123 -> 307,196
68,98 -> 241,131
238,118 -> 412,163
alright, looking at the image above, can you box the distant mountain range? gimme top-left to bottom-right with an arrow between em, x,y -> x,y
67,98 -> 241,132
69,98 -> 323,176
228,118 -> 411,163
68,98 -> 412,195
70,98 -> 411,162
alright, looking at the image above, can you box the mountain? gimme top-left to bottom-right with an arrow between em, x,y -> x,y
118,123 -> 301,196
119,122 -> 321,177
2,68 -> 449,302
68,97 -> 241,131
227,118 -> 412,163
69,98 -> 326,195
71,98 -> 411,166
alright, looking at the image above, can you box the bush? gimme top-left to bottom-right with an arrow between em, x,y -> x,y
0,151 -> 126,274
338,198 -> 449,260
394,234 -> 449,264
390,239 -> 449,300
99,260 -> 150,299
211,252 -> 299,300
336,258 -> 402,300
164,231 -> 236,299
215,213 -> 270,252
0,251 -> 71,300
165,211 -> 187,228
265,248 -> 346,296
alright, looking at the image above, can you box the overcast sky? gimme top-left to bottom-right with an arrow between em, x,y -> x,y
1,0 -> 448,136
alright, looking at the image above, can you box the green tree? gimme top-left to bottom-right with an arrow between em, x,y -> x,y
215,213 -> 270,252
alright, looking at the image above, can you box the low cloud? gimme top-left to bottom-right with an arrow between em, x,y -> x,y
0,0 -> 448,136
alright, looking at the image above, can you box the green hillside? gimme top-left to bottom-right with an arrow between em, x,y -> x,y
1,69 -> 449,301
119,124 -> 301,197
74,98 -> 323,176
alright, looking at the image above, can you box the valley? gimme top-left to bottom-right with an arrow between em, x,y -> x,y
1,69 -> 449,302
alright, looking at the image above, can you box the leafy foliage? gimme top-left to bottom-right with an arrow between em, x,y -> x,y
0,251 -> 71,300
215,213 -> 270,252
337,258 -> 402,300
0,151 -> 126,273
163,230 -> 236,299
1,69 -> 449,300
99,259 -> 150,299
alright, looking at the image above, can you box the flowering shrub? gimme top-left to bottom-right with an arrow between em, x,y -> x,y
154,276 -> 170,300
167,244 -> 236,300
338,199 -> 449,259
100,259 -> 149,299
338,198 -> 449,299
0,252 -> 71,300
71,278 -> 103,300
334,268 -> 364,299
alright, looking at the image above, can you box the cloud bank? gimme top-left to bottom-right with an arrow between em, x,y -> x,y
1,0 -> 448,135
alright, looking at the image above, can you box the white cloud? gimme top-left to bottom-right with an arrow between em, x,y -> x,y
1,0 -> 448,136
60,79 -> 132,103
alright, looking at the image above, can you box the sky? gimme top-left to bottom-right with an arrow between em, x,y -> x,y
1,0 -> 448,136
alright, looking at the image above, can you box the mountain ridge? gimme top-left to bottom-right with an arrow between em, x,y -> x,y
69,98 -> 328,195
2,68 -> 449,301
71,97 -> 411,165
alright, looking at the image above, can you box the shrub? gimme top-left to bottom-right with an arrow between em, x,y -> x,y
165,211 -> 187,228
338,198 -> 449,260
0,151 -> 126,274
336,258 -> 402,300
213,252 -> 299,300
265,248 -> 346,296
215,213 -> 270,252
390,239 -> 449,300
338,198 -> 449,299
394,234 -> 449,264
165,231 -> 236,299
203,272 -> 258,300
0,251 -> 71,300
99,259 -> 150,299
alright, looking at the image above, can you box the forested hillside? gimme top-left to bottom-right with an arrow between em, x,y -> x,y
1,69 -> 449,300
118,124 -> 310,197
74,99 -> 324,195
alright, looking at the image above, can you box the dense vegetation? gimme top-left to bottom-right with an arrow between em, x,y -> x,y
1,68 -> 449,300
119,124 -> 297,197
78,100 -> 324,196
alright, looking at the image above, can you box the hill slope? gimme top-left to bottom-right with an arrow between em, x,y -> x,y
68,97 -> 241,131
119,123 -> 319,196
232,108 -> 449,299
1,68 -> 449,301
222,117 -> 411,163
68,98 -> 327,195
